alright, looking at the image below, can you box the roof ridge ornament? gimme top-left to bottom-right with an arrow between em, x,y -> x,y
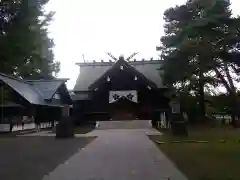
126,52 -> 138,62
105,52 -> 118,61
119,55 -> 124,61
105,52 -> 138,62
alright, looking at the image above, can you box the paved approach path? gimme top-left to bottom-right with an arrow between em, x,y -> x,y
42,121 -> 188,180
97,120 -> 153,129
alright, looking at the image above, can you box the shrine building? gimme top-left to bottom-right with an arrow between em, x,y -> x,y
72,54 -> 170,122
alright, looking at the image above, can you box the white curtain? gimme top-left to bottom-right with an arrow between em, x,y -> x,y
109,90 -> 138,103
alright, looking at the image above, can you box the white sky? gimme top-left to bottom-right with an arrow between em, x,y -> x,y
45,0 -> 240,89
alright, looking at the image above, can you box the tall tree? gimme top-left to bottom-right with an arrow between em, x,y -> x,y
0,0 -> 60,79
158,0 -> 240,125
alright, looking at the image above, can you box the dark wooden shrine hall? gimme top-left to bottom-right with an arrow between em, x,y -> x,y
72,54 -> 170,123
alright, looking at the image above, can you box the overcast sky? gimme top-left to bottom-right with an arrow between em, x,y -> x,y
45,0 -> 240,89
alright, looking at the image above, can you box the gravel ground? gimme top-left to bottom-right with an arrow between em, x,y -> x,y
0,136 -> 94,180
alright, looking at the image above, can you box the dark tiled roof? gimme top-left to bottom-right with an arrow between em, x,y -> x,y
89,59 -> 158,90
70,92 -> 91,101
74,60 -> 164,91
0,73 -> 45,105
0,73 -> 69,106
0,102 -> 24,107
26,79 -> 68,100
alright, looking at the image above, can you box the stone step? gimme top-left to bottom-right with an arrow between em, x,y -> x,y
97,120 -> 152,130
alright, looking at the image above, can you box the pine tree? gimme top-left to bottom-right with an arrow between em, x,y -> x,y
0,0 -> 60,79
158,0 -> 240,126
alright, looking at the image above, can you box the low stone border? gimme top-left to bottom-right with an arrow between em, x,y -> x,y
184,140 -> 199,143
156,141 -> 165,144
220,140 -> 226,143
156,140 -> 240,144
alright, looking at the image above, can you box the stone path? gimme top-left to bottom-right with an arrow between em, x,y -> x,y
41,121 -> 188,180
97,120 -> 152,129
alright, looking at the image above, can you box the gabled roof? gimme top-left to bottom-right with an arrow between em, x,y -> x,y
0,73 -> 70,106
26,79 -> 68,100
74,60 -> 163,91
70,92 -> 91,101
89,59 -> 158,90
0,73 -> 45,105
74,64 -> 110,92
0,102 -> 24,108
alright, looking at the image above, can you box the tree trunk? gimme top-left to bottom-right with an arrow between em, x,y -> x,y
198,54 -> 206,122
198,69 -> 206,119
222,56 -> 239,127
224,63 -> 236,93
214,67 -> 239,127
229,93 -> 238,128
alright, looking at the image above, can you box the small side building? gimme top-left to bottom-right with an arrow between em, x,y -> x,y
0,73 -> 72,131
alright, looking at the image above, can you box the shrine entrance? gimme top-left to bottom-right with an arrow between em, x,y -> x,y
110,98 -> 137,120
109,90 -> 137,120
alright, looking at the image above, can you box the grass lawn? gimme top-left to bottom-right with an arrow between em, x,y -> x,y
0,136 -> 94,180
149,127 -> 240,180
0,128 -> 38,137
50,124 -> 95,134
74,125 -> 95,134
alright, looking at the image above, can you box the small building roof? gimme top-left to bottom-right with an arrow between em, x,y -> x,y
0,73 -> 45,105
71,92 -> 91,101
26,79 -> 68,100
0,73 -> 70,106
0,102 -> 24,108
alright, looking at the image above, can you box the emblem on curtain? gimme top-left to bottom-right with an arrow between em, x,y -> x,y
113,94 -> 120,101
109,90 -> 137,103
126,93 -> 134,100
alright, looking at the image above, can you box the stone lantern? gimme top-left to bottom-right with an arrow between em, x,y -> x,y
170,99 -> 188,136
56,104 -> 74,138
170,100 -> 181,114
